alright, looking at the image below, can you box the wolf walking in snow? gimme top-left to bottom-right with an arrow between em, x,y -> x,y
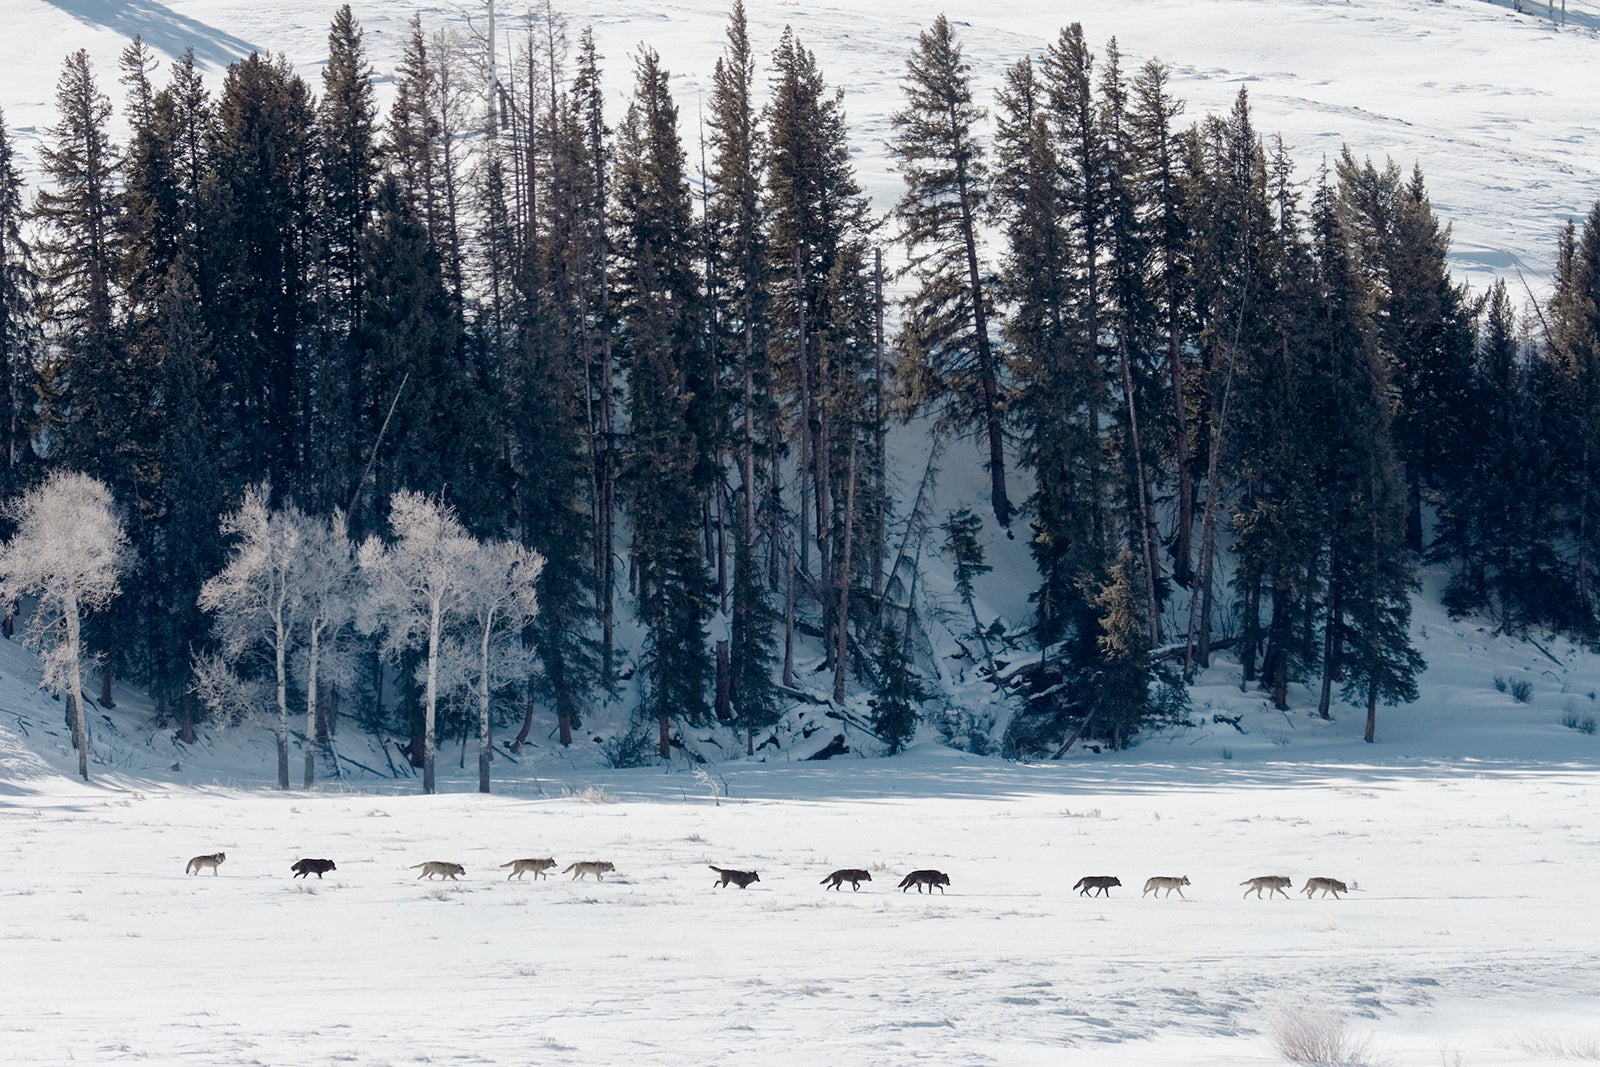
1073,875 -> 1121,897
1241,875 -> 1292,899
501,858 -> 557,880
1301,877 -> 1349,898
1142,875 -> 1189,898
411,861 -> 465,880
710,866 -> 760,889
898,869 -> 950,893
821,868 -> 872,891
186,852 -> 225,876
562,860 -> 615,881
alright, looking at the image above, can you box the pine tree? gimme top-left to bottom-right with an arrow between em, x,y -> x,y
1336,152 -> 1474,553
871,624 -> 926,755
0,109 -> 39,510
1437,281 -> 1562,627
614,48 -> 713,757
207,52 -> 315,490
1545,202 -> 1600,630
890,15 -> 1010,527
708,2 -> 781,750
993,54 -> 1093,646
942,506 -> 996,681
34,50 -> 128,492
310,5 -> 380,516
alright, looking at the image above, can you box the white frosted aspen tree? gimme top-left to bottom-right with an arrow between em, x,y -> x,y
197,484 -> 307,790
357,490 -> 474,795
0,471 -> 130,782
297,510 -> 357,788
456,538 -> 542,793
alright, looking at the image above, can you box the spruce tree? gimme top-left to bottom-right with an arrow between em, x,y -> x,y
0,109 -> 39,511
614,48 -> 713,757
207,52 -> 315,490
708,2 -> 781,748
890,15 -> 1010,527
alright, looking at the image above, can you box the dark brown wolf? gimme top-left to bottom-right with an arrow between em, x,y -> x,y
898,869 -> 950,893
710,865 -> 760,889
1073,875 -> 1122,897
291,858 -> 336,879
821,868 -> 873,891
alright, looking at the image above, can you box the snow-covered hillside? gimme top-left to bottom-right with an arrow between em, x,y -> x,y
7,0 -> 1600,296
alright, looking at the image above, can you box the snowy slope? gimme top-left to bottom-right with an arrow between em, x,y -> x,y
6,0 -> 1599,298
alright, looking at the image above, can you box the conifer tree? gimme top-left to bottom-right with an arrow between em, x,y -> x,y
614,48 -> 713,757
310,5 -> 380,515
708,2 -> 781,749
1336,152 -> 1474,552
207,52 -> 315,490
871,623 -> 926,755
34,50 -> 128,492
0,109 -> 39,509
1546,202 -> 1600,629
890,15 -> 1010,527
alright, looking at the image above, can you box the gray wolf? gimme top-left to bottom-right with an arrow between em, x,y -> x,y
1073,875 -> 1121,897
411,861 -> 465,880
898,869 -> 950,893
1142,875 -> 1189,898
711,865 -> 760,889
291,858 -> 336,879
1301,877 -> 1349,898
563,860 -> 615,881
1241,875 -> 1292,899
501,858 -> 557,880
821,868 -> 872,891
186,852 -> 225,876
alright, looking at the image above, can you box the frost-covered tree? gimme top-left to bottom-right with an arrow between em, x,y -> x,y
357,490 -> 475,794
0,471 -> 130,781
450,538 -> 542,793
197,484 -> 314,790
294,509 -> 357,787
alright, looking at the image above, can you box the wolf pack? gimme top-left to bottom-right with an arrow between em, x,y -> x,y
184,851 -> 1353,900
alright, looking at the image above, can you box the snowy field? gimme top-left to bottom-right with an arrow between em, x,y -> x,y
5,586 -> 1600,1066
4,750 -> 1600,1065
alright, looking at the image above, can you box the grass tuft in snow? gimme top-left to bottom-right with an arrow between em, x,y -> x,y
1511,678 -> 1535,704
562,785 -> 618,804
1269,1005 -> 1386,1066
1508,1032 -> 1600,1060
1561,701 -> 1598,735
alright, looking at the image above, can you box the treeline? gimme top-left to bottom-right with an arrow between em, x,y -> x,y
0,4 -> 1597,768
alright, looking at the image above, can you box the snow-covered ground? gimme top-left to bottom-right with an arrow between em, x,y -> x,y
4,581 -> 1600,1065
5,0 -> 1600,295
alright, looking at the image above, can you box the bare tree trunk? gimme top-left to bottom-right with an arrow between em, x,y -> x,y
304,627 -> 320,789
99,662 -> 114,709
479,621 -> 493,794
65,597 -> 89,782
953,148 -> 1010,527
1117,334 -> 1163,644
1364,681 -> 1378,743
423,612 -> 439,795
1318,577 -> 1339,720
833,435 -> 858,703
715,639 -> 731,721
657,711 -> 670,760
782,537 -> 796,688
275,615 -> 289,791
1184,343 -> 1238,682
872,249 -> 887,603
